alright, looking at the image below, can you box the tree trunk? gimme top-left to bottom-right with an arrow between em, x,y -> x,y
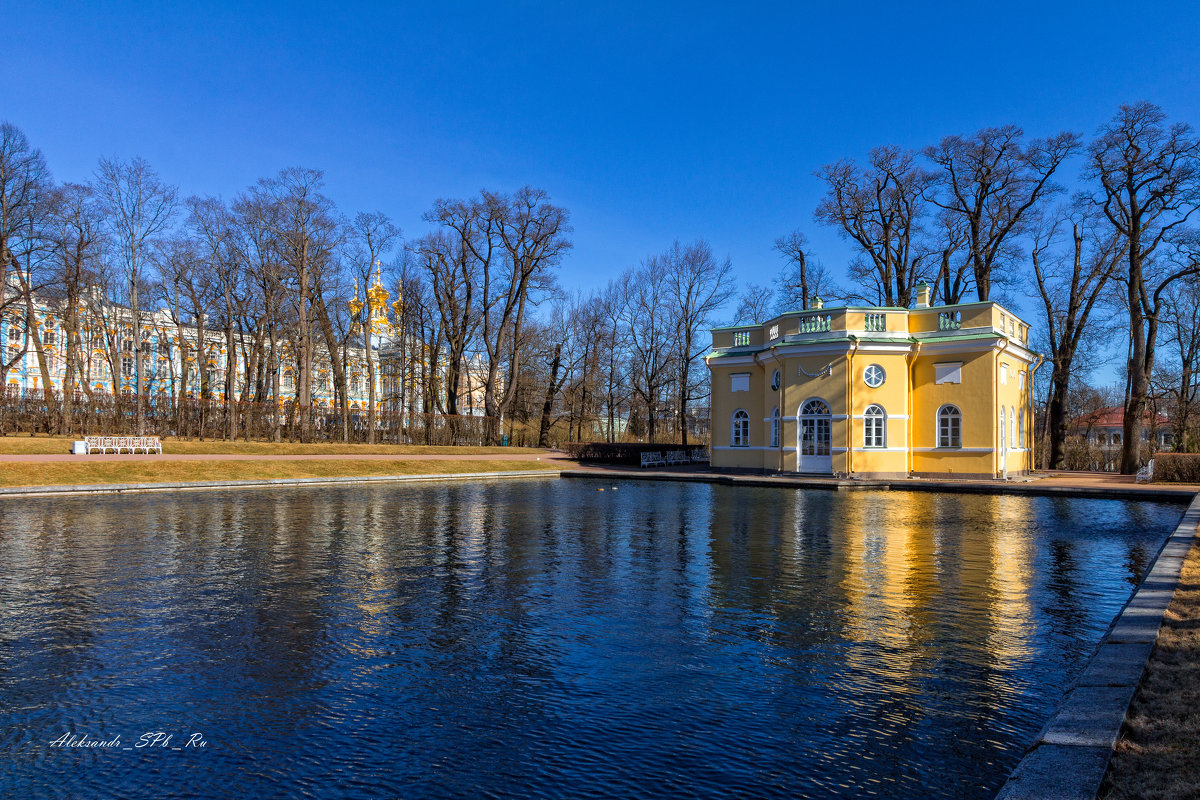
537,343 -> 562,448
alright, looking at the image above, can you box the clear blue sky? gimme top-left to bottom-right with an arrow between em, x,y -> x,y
6,1 -> 1200,305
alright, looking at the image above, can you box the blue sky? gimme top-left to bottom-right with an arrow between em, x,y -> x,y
6,1 -> 1200,309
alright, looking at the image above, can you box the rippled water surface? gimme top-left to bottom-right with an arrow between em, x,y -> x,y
0,478 -> 1184,799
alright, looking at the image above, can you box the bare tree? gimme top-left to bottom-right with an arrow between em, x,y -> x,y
187,196 -> 244,439
95,156 -> 177,433
624,261 -> 675,443
733,283 -> 774,325
815,146 -> 931,306
1155,275 -> 1200,451
0,123 -> 52,387
44,182 -> 105,429
926,125 -> 1080,301
259,168 -> 339,441
415,224 -> 478,416
344,211 -> 401,443
1030,210 -> 1124,468
773,229 -> 813,310
1086,102 -> 1200,472
665,239 -> 735,446
597,278 -> 631,442
478,187 -> 571,443
929,211 -> 974,304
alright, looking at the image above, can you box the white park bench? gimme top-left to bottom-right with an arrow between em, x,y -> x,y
1135,459 -> 1155,484
639,451 -> 666,468
690,449 -> 709,463
74,436 -> 163,455
666,450 -> 689,466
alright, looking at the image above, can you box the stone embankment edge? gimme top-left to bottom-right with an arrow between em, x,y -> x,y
560,468 -> 1197,502
992,491 -> 1200,800
0,469 -> 561,498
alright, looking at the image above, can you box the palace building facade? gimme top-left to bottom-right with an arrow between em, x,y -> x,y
706,284 -> 1039,479
0,268 -> 488,416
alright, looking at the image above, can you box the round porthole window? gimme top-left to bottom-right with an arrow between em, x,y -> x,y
863,364 -> 885,388
771,369 -> 781,391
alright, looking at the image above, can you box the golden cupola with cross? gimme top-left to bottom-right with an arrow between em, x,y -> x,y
366,262 -> 391,336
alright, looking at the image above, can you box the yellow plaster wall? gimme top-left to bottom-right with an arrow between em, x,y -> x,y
711,363 -> 762,464
845,350 -> 911,475
910,349 -> 996,475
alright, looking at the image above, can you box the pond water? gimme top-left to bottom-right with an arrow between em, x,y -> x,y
0,478 -> 1184,799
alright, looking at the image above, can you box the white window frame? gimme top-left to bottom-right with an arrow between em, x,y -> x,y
934,362 -> 962,384
732,409 -> 750,447
1000,362 -> 1008,385
863,404 -> 886,448
938,405 -> 962,448
863,364 -> 885,388
731,373 -> 750,393
770,407 -> 780,448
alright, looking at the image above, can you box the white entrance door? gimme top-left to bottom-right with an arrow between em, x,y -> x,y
798,399 -> 833,473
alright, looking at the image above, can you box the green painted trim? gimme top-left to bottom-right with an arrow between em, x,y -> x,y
706,349 -> 767,358
713,300 -> 1030,337
914,333 -> 1002,344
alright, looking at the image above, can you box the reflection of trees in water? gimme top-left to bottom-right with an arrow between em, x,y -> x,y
2,483 -> 1187,800
1043,538 -> 1087,636
1125,543 -> 1148,588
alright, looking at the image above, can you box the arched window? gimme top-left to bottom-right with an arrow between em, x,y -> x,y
1018,407 -> 1025,449
1010,406 -> 1017,449
770,407 -> 780,448
864,404 -> 886,448
938,405 -> 962,448
732,409 -> 750,447
800,399 -> 832,457
999,407 -> 1006,451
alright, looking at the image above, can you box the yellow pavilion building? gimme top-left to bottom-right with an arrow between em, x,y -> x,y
706,284 -> 1040,479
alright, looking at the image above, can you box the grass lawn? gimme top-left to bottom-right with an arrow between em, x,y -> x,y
0,434 -> 545,457
0,458 -> 560,488
1100,535 -> 1200,799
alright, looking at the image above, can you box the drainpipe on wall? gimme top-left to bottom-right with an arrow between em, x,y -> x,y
846,335 -> 859,477
906,341 -> 921,477
1028,353 -> 1045,470
771,350 -> 785,473
994,338 -> 1010,479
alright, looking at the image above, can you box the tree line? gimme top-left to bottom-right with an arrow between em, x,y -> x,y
0,122 -> 736,446
737,101 -> 1200,474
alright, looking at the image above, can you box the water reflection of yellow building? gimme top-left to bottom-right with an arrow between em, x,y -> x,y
835,492 -> 1035,678
705,488 -> 1038,688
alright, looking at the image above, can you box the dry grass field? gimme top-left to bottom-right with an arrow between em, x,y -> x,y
0,458 -> 560,488
1101,537 -> 1200,799
0,434 -> 545,457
